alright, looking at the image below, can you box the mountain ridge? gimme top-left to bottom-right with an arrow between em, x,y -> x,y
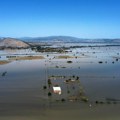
19,36 -> 120,43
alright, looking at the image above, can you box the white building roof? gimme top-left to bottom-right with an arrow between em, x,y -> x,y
53,86 -> 61,95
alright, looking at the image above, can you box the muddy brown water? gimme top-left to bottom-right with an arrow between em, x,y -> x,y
0,46 -> 120,120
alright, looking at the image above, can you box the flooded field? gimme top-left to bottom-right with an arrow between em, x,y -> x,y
0,43 -> 120,120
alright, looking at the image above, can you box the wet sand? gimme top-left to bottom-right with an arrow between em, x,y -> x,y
57,55 -> 74,59
8,56 -> 45,60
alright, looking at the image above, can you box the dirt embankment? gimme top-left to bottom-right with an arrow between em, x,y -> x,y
0,61 -> 11,65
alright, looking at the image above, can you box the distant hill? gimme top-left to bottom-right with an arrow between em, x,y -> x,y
0,38 -> 30,48
20,36 -> 85,42
20,36 -> 120,43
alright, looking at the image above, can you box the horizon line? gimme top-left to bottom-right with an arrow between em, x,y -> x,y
1,35 -> 120,40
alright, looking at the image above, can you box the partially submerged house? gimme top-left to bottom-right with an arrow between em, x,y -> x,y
53,86 -> 62,95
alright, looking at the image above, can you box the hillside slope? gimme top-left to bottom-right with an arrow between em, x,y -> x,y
0,38 -> 30,48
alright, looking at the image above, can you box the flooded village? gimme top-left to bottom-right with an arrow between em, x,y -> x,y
0,39 -> 120,120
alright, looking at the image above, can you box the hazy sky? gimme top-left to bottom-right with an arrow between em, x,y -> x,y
0,0 -> 120,38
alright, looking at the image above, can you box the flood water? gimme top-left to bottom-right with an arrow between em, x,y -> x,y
0,44 -> 120,120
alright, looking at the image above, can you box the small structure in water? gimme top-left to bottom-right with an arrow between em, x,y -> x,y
64,79 -> 79,84
53,86 -> 62,95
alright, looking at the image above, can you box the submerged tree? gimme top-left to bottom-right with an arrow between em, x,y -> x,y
48,92 -> 52,96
